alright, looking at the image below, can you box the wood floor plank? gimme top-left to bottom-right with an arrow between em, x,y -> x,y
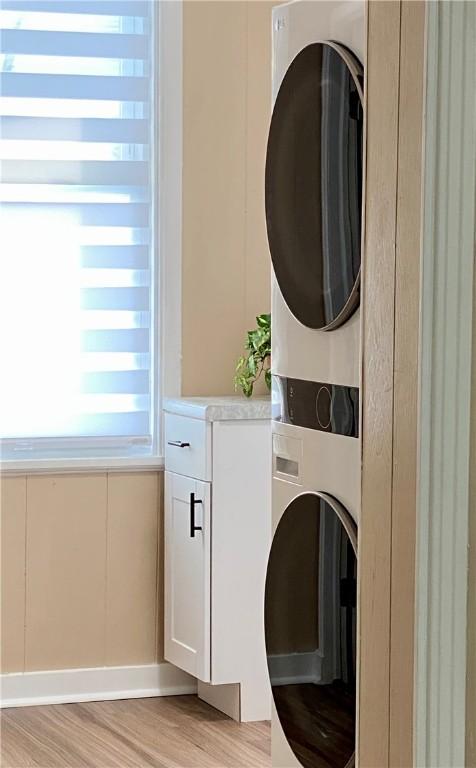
0,695 -> 271,768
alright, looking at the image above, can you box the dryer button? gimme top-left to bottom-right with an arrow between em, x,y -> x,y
316,385 -> 332,430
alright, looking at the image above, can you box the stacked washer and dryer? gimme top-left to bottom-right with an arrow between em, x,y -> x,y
264,2 -> 365,768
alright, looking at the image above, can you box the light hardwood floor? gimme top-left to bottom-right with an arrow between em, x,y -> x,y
0,695 -> 271,768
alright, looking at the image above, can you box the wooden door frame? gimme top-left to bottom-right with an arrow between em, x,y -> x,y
359,1 -> 476,766
359,2 -> 425,765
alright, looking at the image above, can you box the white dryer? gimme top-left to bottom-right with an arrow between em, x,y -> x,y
267,0 -> 365,388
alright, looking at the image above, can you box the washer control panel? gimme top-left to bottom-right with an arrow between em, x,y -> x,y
272,375 -> 359,438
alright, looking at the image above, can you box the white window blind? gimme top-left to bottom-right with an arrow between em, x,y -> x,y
0,0 -> 156,460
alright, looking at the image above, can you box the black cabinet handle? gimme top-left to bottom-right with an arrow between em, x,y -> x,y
167,440 -> 190,448
190,492 -> 203,538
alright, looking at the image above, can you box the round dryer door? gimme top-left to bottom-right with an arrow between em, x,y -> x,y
265,492 -> 357,768
265,42 -> 364,331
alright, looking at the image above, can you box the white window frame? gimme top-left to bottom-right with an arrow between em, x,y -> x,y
0,0 -> 183,474
157,0 -> 183,440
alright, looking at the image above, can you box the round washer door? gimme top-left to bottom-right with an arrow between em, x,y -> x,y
266,42 -> 364,331
265,492 -> 357,768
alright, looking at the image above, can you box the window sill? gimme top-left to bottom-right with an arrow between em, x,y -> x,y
0,455 -> 165,476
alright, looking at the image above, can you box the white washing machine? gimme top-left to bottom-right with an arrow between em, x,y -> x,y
265,2 -> 365,767
267,393 -> 359,768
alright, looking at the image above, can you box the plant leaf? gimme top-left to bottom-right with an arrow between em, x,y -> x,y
256,313 -> 271,329
234,312 -> 271,396
243,380 -> 253,397
248,353 -> 257,376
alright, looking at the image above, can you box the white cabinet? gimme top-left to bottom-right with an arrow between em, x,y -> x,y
163,396 -> 271,722
164,473 -> 210,682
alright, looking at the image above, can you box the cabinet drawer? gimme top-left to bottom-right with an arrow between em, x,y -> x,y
164,413 -> 211,481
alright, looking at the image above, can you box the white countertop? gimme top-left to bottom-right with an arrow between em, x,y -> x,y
163,395 -> 271,422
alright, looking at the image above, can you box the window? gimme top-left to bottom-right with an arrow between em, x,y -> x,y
0,0 -> 157,464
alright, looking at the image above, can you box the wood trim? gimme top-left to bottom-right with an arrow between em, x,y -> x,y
359,3 -> 401,765
360,2 -> 425,765
415,2 -> 476,765
390,3 -> 425,766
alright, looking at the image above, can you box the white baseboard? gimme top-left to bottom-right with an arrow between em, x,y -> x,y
267,650 -> 323,687
0,662 -> 197,709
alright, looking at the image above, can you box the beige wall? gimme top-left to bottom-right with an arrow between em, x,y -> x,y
181,0 -> 272,396
1,473 -> 162,673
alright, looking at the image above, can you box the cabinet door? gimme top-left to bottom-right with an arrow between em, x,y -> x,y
164,471 -> 210,681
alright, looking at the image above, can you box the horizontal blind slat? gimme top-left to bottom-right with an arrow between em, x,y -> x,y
80,245 -> 149,268
74,394 -> 150,414
1,413 -> 151,440
0,97 -> 147,119
0,185 -> 148,203
80,287 -> 150,311
80,310 -> 150,330
80,352 -> 150,372
69,411 -> 150,437
81,328 -> 149,353
1,202 -> 150,227
1,72 -> 149,100
0,9 -> 147,33
1,29 -> 147,58
81,270 -> 150,289
81,370 -> 150,395
1,2 -> 150,17
1,160 -> 149,185
0,116 -> 149,142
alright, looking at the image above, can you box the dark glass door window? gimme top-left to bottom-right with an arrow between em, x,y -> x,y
266,43 -> 363,330
265,493 -> 357,768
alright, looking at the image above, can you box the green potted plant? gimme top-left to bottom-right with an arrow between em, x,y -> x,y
234,313 -> 271,398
